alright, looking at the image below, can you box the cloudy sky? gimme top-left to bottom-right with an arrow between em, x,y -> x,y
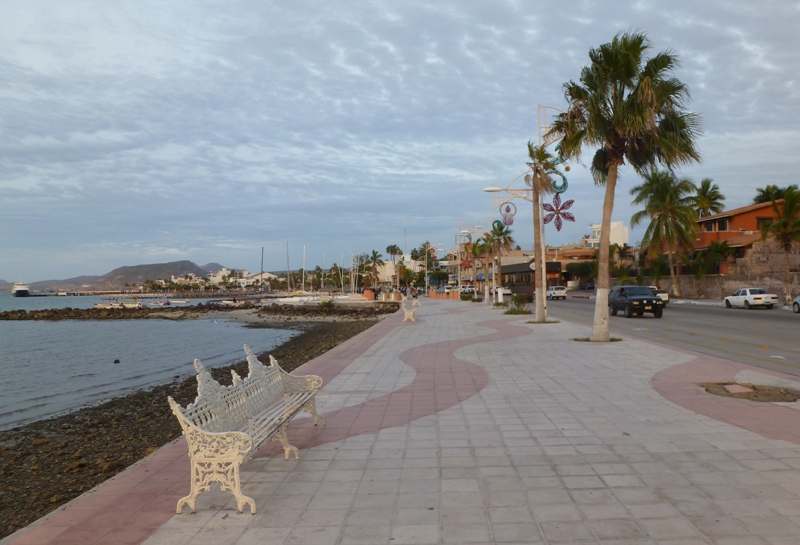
2,0 -> 798,282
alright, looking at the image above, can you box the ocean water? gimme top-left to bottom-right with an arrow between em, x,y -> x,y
0,311 -> 297,430
0,293 -> 219,312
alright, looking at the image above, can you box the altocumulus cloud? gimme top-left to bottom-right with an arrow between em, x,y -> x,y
1,0 -> 798,280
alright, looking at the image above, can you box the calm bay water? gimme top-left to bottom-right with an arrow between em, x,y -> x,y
0,293 -> 219,312
0,294 -> 296,430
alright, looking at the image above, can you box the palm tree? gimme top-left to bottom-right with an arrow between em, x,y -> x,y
694,178 -> 725,217
630,170 -> 698,298
526,142 -> 556,321
753,185 -> 798,204
471,237 -> 490,302
547,31 -> 701,341
484,222 -> 515,301
647,253 -> 668,288
761,188 -> 800,304
365,250 -> 385,288
684,243 -> 729,298
386,244 -> 403,290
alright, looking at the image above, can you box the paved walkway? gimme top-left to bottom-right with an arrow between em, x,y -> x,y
6,300 -> 800,545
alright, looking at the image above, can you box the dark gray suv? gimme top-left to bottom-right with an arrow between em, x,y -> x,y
609,285 -> 664,318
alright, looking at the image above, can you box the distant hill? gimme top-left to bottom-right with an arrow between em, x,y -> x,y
95,261 -> 208,288
30,276 -> 102,291
199,262 -> 226,274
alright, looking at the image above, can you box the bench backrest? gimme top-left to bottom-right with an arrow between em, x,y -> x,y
174,353 -> 286,433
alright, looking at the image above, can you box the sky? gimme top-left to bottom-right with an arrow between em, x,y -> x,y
2,0 -> 799,282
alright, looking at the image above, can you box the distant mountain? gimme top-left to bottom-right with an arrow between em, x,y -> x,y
96,260 -> 208,288
0,261 -> 220,292
30,276 -> 102,291
199,262 -> 226,274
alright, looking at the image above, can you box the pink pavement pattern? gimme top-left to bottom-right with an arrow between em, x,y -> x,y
2,309 -> 530,545
653,354 -> 800,444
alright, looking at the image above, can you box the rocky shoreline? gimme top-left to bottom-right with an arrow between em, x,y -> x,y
0,300 -> 399,321
0,306 -> 396,540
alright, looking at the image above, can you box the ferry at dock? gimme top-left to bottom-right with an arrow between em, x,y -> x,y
11,282 -> 30,297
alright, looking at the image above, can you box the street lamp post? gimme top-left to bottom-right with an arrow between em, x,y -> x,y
484,180 -> 546,312
457,223 -> 482,295
423,241 -> 442,295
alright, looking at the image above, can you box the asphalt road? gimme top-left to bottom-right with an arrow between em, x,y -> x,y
546,295 -> 800,377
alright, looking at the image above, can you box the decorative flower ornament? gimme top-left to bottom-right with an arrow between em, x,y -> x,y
542,193 -> 575,231
501,202 -> 516,226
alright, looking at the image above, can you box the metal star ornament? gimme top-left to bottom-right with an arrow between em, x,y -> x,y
542,193 -> 575,231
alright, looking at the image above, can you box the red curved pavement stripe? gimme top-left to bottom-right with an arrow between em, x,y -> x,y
653,354 -> 800,444
4,309 -> 532,545
255,316 -> 533,455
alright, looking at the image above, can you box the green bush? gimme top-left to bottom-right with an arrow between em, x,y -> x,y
510,294 -> 531,312
460,293 -> 472,301
318,298 -> 335,310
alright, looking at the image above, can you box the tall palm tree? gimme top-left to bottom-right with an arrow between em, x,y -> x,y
365,250 -> 385,288
386,244 -> 403,290
484,222 -> 515,301
630,170 -> 698,297
547,31 -> 701,341
761,188 -> 800,304
694,178 -> 725,218
526,142 -> 556,321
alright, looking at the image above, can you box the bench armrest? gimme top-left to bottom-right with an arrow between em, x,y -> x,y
182,427 -> 254,460
273,367 -> 323,394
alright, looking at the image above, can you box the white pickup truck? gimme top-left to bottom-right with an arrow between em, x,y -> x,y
649,286 -> 669,305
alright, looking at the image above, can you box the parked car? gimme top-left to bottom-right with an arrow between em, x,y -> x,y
460,285 -> 475,294
490,286 -> 512,295
724,288 -> 779,309
546,286 -> 568,300
648,286 -> 669,305
609,285 -> 665,318
578,280 -> 595,290
794,295 -> 800,313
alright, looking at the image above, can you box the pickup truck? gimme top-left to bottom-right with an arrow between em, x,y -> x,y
648,286 -> 669,305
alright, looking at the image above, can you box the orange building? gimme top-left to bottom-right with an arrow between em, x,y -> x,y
692,200 -> 783,274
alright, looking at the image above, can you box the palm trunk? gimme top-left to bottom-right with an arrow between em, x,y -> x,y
485,251 -> 493,305
668,246 -> 682,297
533,189 -> 546,321
785,249 -> 792,306
591,164 -> 618,342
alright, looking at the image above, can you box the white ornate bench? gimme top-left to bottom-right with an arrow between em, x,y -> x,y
168,345 -> 325,514
401,293 -> 420,322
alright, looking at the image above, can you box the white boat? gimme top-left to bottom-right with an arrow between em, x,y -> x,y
94,302 -> 123,309
11,282 -> 30,297
169,299 -> 189,304
148,301 -> 170,307
122,300 -> 144,309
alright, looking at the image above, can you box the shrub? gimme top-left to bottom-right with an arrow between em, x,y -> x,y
510,294 -> 532,312
318,298 -> 335,310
